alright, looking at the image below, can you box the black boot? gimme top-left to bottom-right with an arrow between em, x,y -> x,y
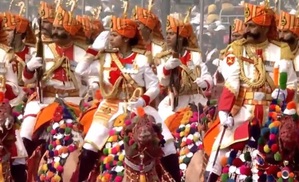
22,138 -> 37,157
161,154 -> 181,182
78,149 -> 99,182
204,171 -> 219,182
11,164 -> 27,182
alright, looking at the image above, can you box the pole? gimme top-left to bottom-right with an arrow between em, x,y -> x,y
161,0 -> 171,36
199,0 -> 204,61
25,0 -> 29,19
82,0 -> 85,15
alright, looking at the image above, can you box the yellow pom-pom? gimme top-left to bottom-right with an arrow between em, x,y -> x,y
275,105 -> 281,112
107,137 -> 113,142
42,164 -> 48,172
103,157 -> 108,164
119,154 -> 124,161
264,145 -> 270,153
54,162 -> 59,168
180,132 -> 184,137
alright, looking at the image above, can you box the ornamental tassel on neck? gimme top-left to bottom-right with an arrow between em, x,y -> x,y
139,153 -> 146,182
0,163 -> 4,182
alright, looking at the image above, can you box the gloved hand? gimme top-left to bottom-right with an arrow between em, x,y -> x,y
90,82 -> 99,90
26,57 -> 43,71
219,111 -> 234,129
164,58 -> 181,70
194,77 -> 208,89
132,97 -> 146,108
271,88 -> 287,101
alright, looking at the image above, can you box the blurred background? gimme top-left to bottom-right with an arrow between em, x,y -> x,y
1,0 -> 298,74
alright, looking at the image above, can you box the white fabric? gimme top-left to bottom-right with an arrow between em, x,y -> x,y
164,57 -> 181,70
206,148 -> 229,175
26,57 -> 43,71
91,30 -> 110,51
130,97 -> 146,108
271,88 -> 287,101
194,77 -> 208,89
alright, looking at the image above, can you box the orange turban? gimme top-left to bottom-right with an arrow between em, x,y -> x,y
76,15 -> 92,39
166,15 -> 193,38
133,6 -> 164,41
244,3 -> 278,40
110,16 -> 137,39
92,20 -> 104,38
278,11 -> 299,37
53,6 -> 82,36
1,12 -> 29,34
232,19 -> 245,34
244,3 -> 275,26
39,1 -> 55,23
166,15 -> 198,49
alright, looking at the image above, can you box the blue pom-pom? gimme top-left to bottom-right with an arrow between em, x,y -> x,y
261,128 -> 270,136
267,175 -> 275,182
270,127 -> 278,134
228,179 -> 235,182
229,150 -> 238,158
228,157 -> 233,165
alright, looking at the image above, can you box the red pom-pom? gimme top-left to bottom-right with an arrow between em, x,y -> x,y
271,144 -> 279,152
266,166 -> 280,175
269,134 -> 276,141
269,105 -> 276,111
232,158 -> 243,167
240,165 -> 251,176
230,142 -> 246,151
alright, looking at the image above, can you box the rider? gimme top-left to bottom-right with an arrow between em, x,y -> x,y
156,13 -> 213,119
75,15 -> 173,181
204,2 -> 297,181
277,10 -> 299,100
36,1 -> 55,43
0,13 -> 28,182
20,5 -> 86,157
231,18 -> 245,42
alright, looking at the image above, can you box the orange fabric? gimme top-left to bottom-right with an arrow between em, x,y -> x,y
203,117 -> 220,156
232,19 -> 245,34
79,103 -> 99,135
165,107 -> 192,134
92,19 -> 104,38
76,15 -> 92,39
133,6 -> 164,43
39,1 -> 55,23
244,3 -> 278,40
167,15 -> 199,49
111,16 -> 137,39
33,102 -> 80,133
53,5 -> 82,36
1,12 -> 30,33
278,11 -> 299,37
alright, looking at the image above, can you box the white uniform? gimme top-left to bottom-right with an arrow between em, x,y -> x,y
20,43 -> 86,141
75,51 -> 177,156
0,44 -> 27,163
206,40 -> 297,175
156,50 -> 213,121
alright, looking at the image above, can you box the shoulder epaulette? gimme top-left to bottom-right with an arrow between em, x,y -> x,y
152,38 -> 166,47
132,47 -> 147,55
155,50 -> 171,59
74,41 -> 89,51
185,47 -> 201,53
269,40 -> 294,60
0,43 -> 13,53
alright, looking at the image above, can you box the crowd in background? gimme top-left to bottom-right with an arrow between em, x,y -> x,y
0,0 -> 298,75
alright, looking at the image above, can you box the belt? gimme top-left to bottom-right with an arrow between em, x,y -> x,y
244,92 -> 272,101
43,86 -> 79,97
124,158 -> 155,172
243,99 -> 270,106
